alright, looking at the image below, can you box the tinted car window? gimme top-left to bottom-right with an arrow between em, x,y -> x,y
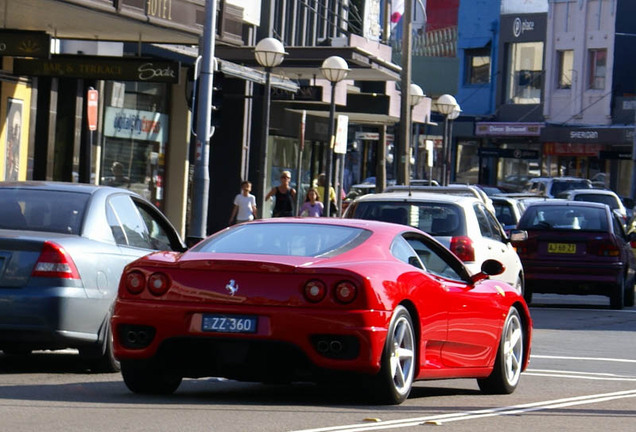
573,193 -> 618,209
473,204 -> 493,238
194,223 -> 370,257
0,189 -> 89,234
404,235 -> 464,281
550,180 -> 591,196
107,195 -> 153,249
349,201 -> 464,236
391,236 -> 424,269
519,205 -> 608,231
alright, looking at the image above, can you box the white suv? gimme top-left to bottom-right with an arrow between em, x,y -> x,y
523,176 -> 592,198
344,191 -> 525,293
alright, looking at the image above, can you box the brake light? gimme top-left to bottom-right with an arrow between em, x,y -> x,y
125,271 -> 146,295
450,236 -> 475,262
303,279 -> 327,303
31,241 -> 81,279
148,272 -> 170,296
587,240 -> 620,257
334,280 -> 357,304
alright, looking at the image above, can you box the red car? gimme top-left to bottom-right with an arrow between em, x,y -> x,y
112,218 -> 532,404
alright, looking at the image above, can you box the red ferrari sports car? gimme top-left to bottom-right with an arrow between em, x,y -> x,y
112,218 -> 532,404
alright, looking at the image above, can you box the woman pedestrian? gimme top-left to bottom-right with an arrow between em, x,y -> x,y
265,170 -> 296,217
300,188 -> 323,217
229,180 -> 257,224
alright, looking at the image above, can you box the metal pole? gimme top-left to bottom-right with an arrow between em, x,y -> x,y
631,106 -> 636,200
189,0 -> 217,243
257,67 -> 272,218
323,83 -> 337,216
398,0 -> 413,185
295,110 -> 306,215
442,115 -> 449,186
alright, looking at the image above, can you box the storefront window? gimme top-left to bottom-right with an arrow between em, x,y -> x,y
265,136 -> 313,217
100,81 -> 169,209
506,41 -> 544,104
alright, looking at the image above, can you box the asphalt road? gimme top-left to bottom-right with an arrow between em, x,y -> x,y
0,294 -> 634,432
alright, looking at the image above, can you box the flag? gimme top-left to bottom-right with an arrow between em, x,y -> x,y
391,0 -> 405,30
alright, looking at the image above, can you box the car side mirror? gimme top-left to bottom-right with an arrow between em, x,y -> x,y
470,259 -> 505,284
509,229 -> 528,242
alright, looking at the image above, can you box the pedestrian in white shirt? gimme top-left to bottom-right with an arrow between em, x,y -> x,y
229,181 -> 257,224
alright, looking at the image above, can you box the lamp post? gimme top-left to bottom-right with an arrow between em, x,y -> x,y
409,84 -> 426,179
254,37 -> 287,218
321,56 -> 349,217
436,94 -> 460,186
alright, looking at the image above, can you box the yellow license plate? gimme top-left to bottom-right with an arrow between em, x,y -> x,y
548,243 -> 576,254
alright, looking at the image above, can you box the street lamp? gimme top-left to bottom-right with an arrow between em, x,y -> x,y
436,94 -> 460,186
254,37 -> 287,218
409,84 -> 426,179
321,56 -> 349,217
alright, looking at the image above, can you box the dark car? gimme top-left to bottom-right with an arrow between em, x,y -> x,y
0,181 -> 186,370
511,200 -> 636,309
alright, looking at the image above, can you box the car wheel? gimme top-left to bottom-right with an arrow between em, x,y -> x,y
121,360 -> 182,395
624,277 -> 635,308
513,274 -> 524,296
371,305 -> 416,405
477,307 -> 524,394
610,277 -> 625,310
80,316 -> 120,373
523,285 -> 533,305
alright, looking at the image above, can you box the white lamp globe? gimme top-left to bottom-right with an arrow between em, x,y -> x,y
254,37 -> 287,68
321,56 -> 349,83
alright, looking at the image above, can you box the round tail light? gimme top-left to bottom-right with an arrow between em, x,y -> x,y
303,279 -> 327,303
125,271 -> 146,295
148,272 -> 170,296
334,280 -> 357,303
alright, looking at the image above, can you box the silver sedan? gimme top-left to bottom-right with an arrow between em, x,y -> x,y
0,181 -> 185,371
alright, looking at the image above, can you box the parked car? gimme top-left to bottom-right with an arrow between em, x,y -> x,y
112,218 -> 532,404
511,200 -> 636,308
522,176 -> 592,198
556,188 -> 628,226
343,191 -> 526,293
0,181 -> 186,370
491,195 -> 527,233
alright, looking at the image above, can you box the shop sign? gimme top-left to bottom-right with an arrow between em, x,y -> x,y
475,122 -> 543,136
543,142 -> 604,156
0,30 -> 50,58
540,126 -> 631,144
599,150 -> 632,160
272,85 -> 322,101
478,148 -> 539,159
13,56 -> 180,83
104,107 -> 168,144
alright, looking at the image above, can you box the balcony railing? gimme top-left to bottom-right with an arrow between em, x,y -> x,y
392,26 -> 458,58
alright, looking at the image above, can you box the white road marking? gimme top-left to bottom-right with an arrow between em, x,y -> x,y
289,390 -> 636,432
532,354 -> 636,363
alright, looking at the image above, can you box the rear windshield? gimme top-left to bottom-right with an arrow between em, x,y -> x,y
549,180 -> 591,196
193,223 -> 370,257
518,205 -> 608,231
572,194 -> 618,209
0,189 -> 89,234
347,201 -> 464,237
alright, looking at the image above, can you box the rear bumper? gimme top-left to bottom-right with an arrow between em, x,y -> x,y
523,261 -> 624,295
0,286 -> 108,349
112,299 -> 391,379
